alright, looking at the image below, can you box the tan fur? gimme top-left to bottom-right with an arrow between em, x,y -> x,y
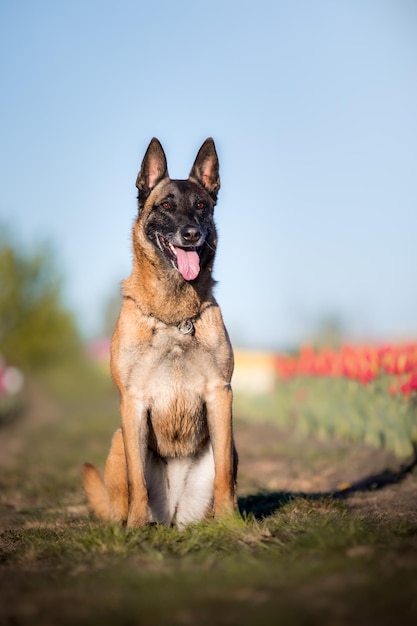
83,428 -> 128,522
83,138 -> 237,528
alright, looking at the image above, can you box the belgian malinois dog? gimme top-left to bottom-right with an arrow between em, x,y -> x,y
83,138 -> 238,528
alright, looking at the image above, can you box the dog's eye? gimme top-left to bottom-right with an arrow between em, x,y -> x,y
196,201 -> 206,211
161,201 -> 172,210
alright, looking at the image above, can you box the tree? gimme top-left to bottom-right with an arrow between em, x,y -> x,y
0,231 -> 82,371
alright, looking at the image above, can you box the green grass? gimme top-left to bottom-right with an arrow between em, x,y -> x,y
5,498 -> 413,565
2,498 -> 417,626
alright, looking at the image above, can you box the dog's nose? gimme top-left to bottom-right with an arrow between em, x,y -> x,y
181,225 -> 203,245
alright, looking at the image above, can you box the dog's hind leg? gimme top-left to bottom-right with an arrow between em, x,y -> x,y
103,428 -> 129,523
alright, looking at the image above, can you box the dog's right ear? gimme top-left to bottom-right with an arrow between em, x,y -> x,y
136,138 -> 169,208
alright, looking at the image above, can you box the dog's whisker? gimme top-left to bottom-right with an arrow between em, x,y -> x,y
204,240 -> 216,253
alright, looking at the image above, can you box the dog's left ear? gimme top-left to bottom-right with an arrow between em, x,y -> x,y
189,138 -> 220,201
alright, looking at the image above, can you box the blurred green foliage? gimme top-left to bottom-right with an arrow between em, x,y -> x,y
0,230 -> 83,371
235,377 -> 416,459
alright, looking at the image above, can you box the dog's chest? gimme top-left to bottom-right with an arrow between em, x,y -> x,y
130,330 -> 211,458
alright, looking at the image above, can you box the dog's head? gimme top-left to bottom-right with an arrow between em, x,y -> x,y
135,138 -> 220,282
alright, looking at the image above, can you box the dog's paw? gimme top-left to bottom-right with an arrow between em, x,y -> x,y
126,516 -> 148,529
126,505 -> 148,529
213,497 -> 236,519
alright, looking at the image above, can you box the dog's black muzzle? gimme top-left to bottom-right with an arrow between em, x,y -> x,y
180,224 -> 205,247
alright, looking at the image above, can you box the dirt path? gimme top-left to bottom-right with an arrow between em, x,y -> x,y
235,420 -> 417,522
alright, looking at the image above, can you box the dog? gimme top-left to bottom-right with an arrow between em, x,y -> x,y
83,138 -> 238,528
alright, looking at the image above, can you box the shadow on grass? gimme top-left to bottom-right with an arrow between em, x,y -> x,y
239,445 -> 417,520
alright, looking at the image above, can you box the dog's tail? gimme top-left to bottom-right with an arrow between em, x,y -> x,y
82,428 -> 128,523
82,462 -> 112,521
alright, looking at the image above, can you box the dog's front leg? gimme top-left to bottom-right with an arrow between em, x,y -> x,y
206,382 -> 236,518
120,393 -> 149,528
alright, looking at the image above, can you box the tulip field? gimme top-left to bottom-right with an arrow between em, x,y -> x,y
235,342 -> 417,459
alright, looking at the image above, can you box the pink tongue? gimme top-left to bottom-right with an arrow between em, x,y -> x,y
175,248 -> 200,281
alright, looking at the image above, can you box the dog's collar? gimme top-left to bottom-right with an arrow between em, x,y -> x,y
176,319 -> 195,335
124,296 -> 214,335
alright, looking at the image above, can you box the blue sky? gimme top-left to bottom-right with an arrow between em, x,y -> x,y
1,0 -> 416,348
